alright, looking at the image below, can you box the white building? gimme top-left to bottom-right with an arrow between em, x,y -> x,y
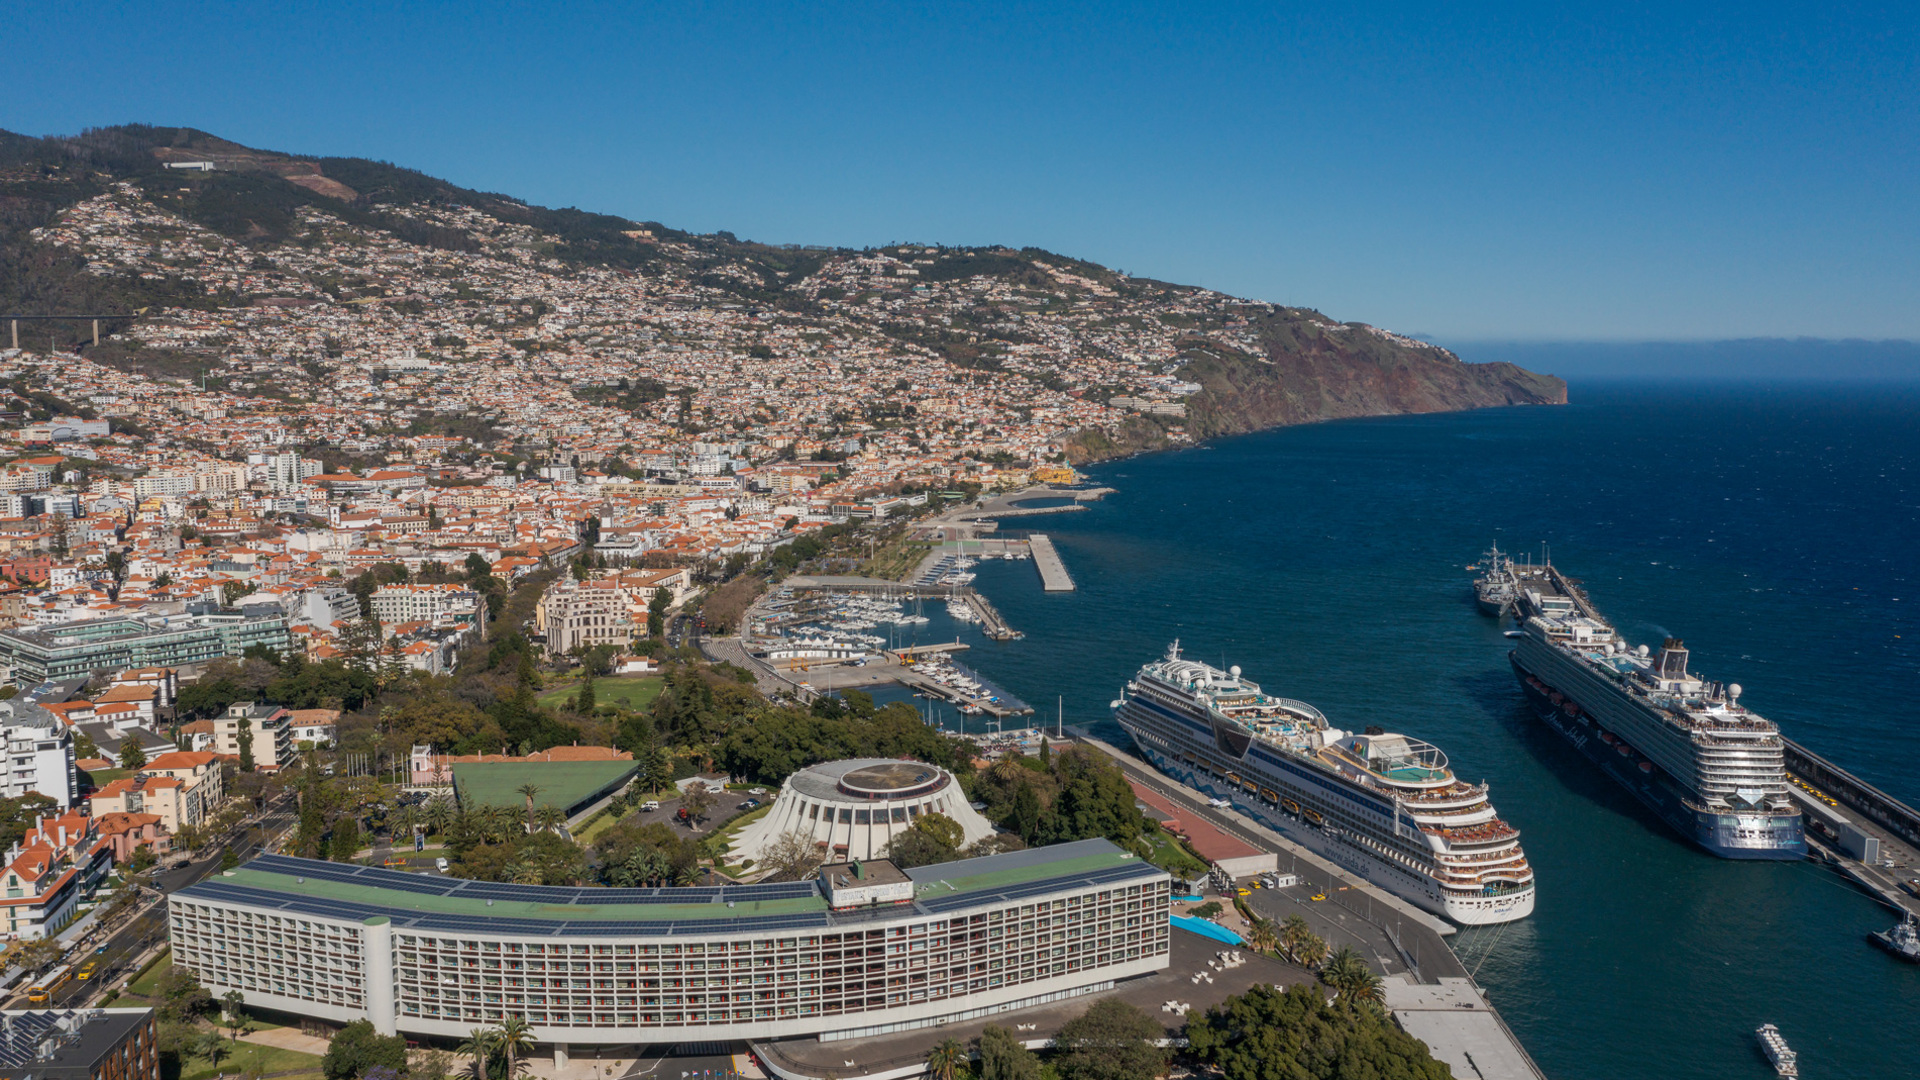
371,584 -> 486,630
169,839 -> 1169,1047
0,699 -> 77,808
730,758 -> 997,865
214,703 -> 294,772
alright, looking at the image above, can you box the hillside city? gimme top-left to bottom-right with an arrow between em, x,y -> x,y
0,141 -> 1491,1080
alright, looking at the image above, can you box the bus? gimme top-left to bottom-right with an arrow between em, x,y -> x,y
26,964 -> 72,1003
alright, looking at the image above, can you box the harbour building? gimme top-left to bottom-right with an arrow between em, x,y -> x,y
167,840 -> 1170,1051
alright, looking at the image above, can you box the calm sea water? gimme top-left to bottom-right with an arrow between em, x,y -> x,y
893,382 -> 1920,1080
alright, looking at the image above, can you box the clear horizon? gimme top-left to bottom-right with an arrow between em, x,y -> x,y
9,2 -> 1916,343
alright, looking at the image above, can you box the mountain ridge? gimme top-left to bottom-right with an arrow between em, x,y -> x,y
0,124 -> 1565,465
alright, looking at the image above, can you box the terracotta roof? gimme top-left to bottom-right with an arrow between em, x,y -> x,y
144,750 -> 218,771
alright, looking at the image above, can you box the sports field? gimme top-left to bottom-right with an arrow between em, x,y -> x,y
452,760 -> 639,816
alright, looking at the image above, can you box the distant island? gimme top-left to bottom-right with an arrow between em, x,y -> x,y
0,125 -> 1563,468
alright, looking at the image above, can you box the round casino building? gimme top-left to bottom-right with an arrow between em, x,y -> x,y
167,839 -> 1170,1056
730,758 -> 996,865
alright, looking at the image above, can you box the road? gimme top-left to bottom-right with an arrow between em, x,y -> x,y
8,796 -> 297,1009
1080,734 -> 1471,982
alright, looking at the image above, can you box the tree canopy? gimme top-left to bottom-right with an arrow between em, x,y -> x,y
1185,983 -> 1452,1080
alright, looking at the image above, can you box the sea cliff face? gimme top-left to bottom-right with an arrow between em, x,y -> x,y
1066,321 -> 1566,463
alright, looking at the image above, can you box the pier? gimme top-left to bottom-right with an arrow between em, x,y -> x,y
959,587 -> 1022,640
1028,533 -> 1075,591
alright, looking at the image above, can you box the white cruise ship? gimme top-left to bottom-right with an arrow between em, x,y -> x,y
1114,642 -> 1535,925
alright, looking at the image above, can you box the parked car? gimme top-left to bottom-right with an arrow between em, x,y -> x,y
435,857 -> 450,872
737,799 -> 760,811
640,800 -> 660,812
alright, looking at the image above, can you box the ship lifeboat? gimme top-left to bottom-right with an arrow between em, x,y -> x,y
1615,743 -> 1633,757
1281,798 -> 1301,814
1549,691 -> 1565,705
1637,761 -> 1654,774
1259,788 -> 1279,802
1599,730 -> 1617,745
1226,773 -> 1244,788
1303,808 -> 1325,826
1564,702 -> 1581,718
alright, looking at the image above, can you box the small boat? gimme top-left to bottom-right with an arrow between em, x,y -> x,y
1869,911 -> 1920,963
1755,1023 -> 1798,1077
1503,630 -> 1526,638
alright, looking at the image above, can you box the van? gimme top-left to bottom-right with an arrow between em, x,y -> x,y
640,801 -> 660,812
435,857 -> 450,873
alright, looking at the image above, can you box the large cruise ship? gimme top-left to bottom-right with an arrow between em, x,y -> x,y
1114,643 -> 1535,926
1506,567 -> 1805,859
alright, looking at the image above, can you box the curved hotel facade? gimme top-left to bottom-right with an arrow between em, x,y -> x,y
168,840 -> 1170,1047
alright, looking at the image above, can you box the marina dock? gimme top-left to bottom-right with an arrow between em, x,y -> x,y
960,587 -> 1022,640
1028,533 -> 1075,591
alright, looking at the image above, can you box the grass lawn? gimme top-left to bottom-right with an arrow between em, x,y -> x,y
453,760 -> 638,815
575,809 -> 628,844
127,953 -> 173,998
536,675 -> 664,711
713,803 -> 772,846
182,1042 -> 323,1080
1143,827 -> 1210,879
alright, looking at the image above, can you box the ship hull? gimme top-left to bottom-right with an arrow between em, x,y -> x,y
1509,652 -> 1805,861
1116,706 -> 1534,926
1475,594 -> 1508,617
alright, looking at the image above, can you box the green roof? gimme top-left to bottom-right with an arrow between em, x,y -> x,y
905,838 -> 1153,898
220,866 -> 827,921
453,760 -> 638,815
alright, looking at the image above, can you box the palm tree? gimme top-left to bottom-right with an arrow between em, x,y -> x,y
196,1030 -> 228,1071
1295,929 -> 1329,969
515,784 -> 542,832
1320,945 -> 1384,1004
646,852 -> 673,888
494,1015 -> 535,1079
534,805 -> 567,834
1280,913 -> 1313,961
674,860 -> 706,887
1246,917 -> 1280,956
458,1028 -> 494,1080
425,796 -> 454,839
925,1038 -> 965,1080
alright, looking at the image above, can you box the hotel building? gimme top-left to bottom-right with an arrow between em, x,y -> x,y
167,839 -> 1169,1052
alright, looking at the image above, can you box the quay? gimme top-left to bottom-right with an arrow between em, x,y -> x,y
960,587 -> 1021,639
1071,730 -> 1548,1080
1785,737 -> 1920,917
1028,533 -> 1074,591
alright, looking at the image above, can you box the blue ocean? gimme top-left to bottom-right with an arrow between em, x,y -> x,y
890,382 -> 1919,1080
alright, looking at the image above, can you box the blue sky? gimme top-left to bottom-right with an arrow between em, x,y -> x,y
7,2 -> 1916,341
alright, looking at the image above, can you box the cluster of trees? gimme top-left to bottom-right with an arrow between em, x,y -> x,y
717,690 -> 975,783
593,818 -> 710,888
926,1000 -> 1168,1080
969,741 -> 1147,850
321,1021 -> 408,1080
1186,982 -> 1449,1080
177,651 -> 379,720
